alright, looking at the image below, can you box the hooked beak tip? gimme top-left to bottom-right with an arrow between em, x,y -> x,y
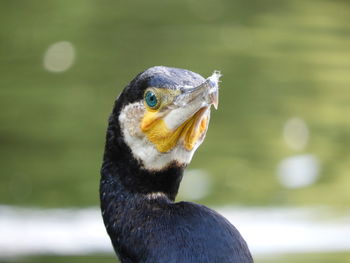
209,90 -> 219,110
213,100 -> 219,110
208,70 -> 221,110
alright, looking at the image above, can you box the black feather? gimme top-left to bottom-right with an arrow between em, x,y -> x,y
100,66 -> 254,263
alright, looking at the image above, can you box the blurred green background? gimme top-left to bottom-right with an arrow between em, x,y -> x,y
1,0 -> 349,262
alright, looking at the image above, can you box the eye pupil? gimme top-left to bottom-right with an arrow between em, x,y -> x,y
145,91 -> 158,108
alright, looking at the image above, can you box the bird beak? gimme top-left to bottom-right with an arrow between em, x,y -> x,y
175,71 -> 221,110
163,71 -> 220,131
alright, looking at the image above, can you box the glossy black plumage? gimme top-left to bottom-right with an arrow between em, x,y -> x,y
100,66 -> 254,263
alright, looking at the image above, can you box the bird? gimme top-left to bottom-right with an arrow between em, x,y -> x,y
100,66 -> 253,263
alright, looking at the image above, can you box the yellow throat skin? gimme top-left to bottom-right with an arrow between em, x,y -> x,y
140,108 -> 208,153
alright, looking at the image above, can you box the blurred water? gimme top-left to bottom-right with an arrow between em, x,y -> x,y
1,1 -> 350,262
1,206 -> 349,258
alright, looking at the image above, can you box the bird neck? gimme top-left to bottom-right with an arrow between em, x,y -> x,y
100,154 -> 184,258
100,114 -> 184,202
100,155 -> 184,202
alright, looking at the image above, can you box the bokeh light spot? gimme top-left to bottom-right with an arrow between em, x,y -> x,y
43,41 -> 75,73
277,154 -> 321,189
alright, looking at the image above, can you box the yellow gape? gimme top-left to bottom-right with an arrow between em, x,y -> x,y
141,109 -> 208,153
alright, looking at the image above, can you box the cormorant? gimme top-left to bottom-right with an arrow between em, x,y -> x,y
100,66 -> 253,263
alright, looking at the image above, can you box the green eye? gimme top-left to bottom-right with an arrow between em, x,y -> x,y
145,90 -> 159,108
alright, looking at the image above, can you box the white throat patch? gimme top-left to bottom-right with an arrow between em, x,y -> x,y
118,101 -> 207,171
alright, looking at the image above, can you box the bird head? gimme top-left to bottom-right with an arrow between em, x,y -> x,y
111,66 -> 220,171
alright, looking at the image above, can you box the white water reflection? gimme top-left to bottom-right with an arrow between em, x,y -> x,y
0,206 -> 349,258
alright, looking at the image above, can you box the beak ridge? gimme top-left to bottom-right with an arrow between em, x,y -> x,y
176,70 -> 221,109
